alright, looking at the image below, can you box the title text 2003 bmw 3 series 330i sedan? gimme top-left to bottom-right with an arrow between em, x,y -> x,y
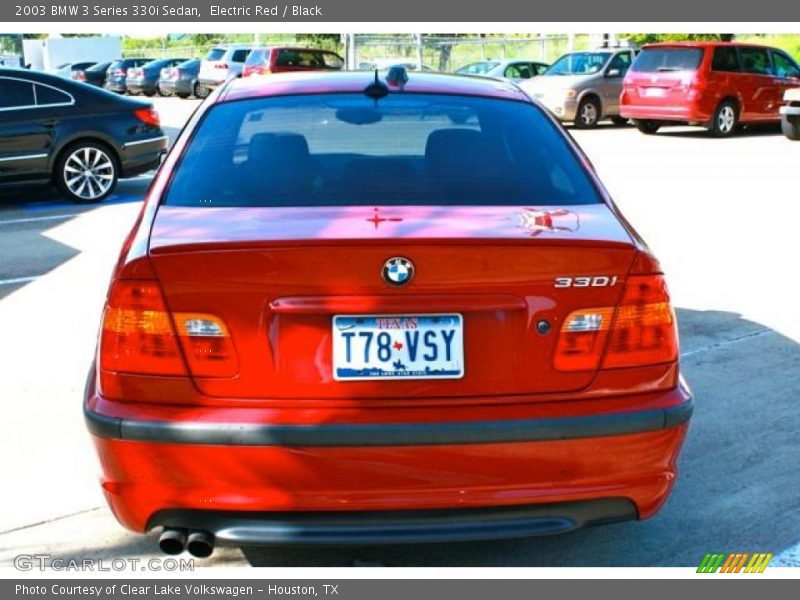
84,70 -> 692,557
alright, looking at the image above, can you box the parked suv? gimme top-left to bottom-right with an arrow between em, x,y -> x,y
621,42 -> 800,137
520,48 -> 636,128
242,47 -> 344,77
197,45 -> 252,91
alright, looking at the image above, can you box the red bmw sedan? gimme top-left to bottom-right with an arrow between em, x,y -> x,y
85,69 -> 692,557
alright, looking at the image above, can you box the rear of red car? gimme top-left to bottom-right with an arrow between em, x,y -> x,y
242,47 -> 345,77
85,72 -> 691,554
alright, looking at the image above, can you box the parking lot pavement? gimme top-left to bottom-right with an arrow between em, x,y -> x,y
0,105 -> 798,568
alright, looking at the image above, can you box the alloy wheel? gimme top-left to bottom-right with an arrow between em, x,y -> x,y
718,105 -> 736,134
63,146 -> 115,201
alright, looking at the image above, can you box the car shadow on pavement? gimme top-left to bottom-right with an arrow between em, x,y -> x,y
236,307 -> 799,567
655,123 -> 784,139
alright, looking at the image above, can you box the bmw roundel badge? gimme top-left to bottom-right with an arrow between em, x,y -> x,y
382,257 -> 414,287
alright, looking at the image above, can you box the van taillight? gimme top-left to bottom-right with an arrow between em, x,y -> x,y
554,274 -> 678,371
100,280 -> 185,375
214,62 -> 229,69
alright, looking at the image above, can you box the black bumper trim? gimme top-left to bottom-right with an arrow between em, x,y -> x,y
84,389 -> 692,448
147,498 -> 637,545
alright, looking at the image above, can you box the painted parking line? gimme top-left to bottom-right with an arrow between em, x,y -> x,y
0,276 -> 38,286
0,214 -> 74,226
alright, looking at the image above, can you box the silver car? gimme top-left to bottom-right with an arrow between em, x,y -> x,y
781,87 -> 800,140
198,45 -> 252,91
520,48 -> 636,128
455,60 -> 549,82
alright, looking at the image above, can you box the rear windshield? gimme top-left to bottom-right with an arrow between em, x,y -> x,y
632,48 -> 705,72
204,48 -> 226,61
164,93 -> 600,208
545,52 -> 611,75
275,49 -> 343,69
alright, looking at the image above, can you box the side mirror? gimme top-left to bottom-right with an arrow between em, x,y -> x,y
606,68 -> 622,78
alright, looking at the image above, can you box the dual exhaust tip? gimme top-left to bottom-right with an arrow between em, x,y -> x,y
159,528 -> 214,558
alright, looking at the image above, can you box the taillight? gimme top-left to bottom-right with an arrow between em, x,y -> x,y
603,275 -> 678,368
173,313 -> 239,378
214,62 -> 229,69
554,273 -> 678,371
112,69 -> 125,77
554,307 -> 615,371
134,106 -> 160,127
74,72 -> 86,81
100,280 -> 185,375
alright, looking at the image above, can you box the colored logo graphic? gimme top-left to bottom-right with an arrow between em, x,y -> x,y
697,552 -> 773,573
382,257 -> 414,286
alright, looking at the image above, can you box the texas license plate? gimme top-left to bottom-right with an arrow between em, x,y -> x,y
332,314 -> 464,381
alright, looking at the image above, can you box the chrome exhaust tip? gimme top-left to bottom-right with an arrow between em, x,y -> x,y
186,530 -> 215,558
158,527 -> 187,555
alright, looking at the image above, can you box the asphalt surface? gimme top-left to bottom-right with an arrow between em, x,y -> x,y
0,100 -> 798,569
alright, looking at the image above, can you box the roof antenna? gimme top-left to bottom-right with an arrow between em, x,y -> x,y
363,69 -> 389,103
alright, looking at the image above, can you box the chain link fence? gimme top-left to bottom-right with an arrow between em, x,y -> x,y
119,33 -> 609,71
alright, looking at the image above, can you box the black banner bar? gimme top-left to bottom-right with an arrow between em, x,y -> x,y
3,0 -> 800,22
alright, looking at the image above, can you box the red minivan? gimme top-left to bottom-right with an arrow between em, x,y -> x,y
242,47 -> 345,77
621,42 -> 800,136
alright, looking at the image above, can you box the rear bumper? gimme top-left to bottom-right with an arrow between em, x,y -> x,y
119,135 -> 168,178
147,498 -> 637,546
621,103 -> 710,124
126,80 -> 157,95
85,372 -> 692,540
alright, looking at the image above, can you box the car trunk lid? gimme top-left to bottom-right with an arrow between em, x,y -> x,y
148,204 -> 637,400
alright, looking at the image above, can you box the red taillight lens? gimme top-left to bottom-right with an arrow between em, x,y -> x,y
603,275 -> 678,368
173,313 -> 239,378
134,107 -> 160,127
100,281 -> 185,375
74,72 -> 86,81
554,274 -> 678,371
214,62 -> 229,69
111,69 -> 124,77
554,307 -> 615,371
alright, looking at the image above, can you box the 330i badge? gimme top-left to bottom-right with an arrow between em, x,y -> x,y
84,68 -> 692,557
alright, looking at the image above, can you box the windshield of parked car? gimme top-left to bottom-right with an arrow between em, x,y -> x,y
545,52 -> 611,75
164,93 -> 601,208
456,62 -> 500,75
631,48 -> 705,72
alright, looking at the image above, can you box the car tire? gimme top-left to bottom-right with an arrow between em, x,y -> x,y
194,82 -> 210,99
611,116 -> 629,126
710,100 -> 738,138
143,90 -> 156,97
575,97 -> 601,129
54,141 -> 118,203
782,116 -> 800,141
158,87 -> 172,97
634,119 -> 661,135
177,92 -> 190,99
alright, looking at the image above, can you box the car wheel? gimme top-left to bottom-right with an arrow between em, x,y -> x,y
711,100 -> 738,138
611,116 -> 629,126
158,87 -> 172,97
143,90 -> 156,97
575,97 -> 600,129
54,142 -> 118,203
634,119 -> 661,135
782,116 -> 800,141
177,92 -> 190,99
194,83 -> 210,99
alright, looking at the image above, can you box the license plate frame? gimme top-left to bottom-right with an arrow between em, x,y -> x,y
332,313 -> 465,381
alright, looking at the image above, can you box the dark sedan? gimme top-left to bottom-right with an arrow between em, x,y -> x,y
72,61 -> 112,87
104,57 -> 154,94
158,59 -> 207,99
0,68 -> 168,202
126,57 -> 188,97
